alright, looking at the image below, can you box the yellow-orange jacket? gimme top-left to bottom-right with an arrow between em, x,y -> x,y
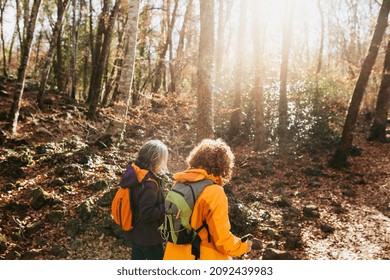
163,169 -> 248,260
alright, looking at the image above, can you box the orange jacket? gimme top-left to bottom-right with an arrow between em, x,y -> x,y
163,169 -> 248,260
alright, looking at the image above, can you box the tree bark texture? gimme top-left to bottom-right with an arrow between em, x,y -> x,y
37,0 -> 69,109
103,0 -> 140,145
0,0 -> 8,77
330,0 -> 390,168
88,0 -> 123,120
196,0 -> 215,142
7,0 -> 41,136
368,38 -> 390,142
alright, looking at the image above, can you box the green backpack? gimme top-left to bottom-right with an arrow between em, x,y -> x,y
159,179 -> 213,258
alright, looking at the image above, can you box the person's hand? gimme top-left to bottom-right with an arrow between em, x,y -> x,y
246,240 -> 252,252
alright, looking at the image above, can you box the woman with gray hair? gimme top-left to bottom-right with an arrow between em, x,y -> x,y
119,140 -> 169,260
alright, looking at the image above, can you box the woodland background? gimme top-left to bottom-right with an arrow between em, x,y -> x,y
0,0 -> 389,260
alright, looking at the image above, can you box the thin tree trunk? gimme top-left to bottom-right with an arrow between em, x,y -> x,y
253,1 -> 266,151
368,38 -> 390,142
0,0 -> 8,77
88,0 -> 95,66
228,1 -> 246,140
329,0 -> 390,168
314,0 -> 325,111
88,0 -> 122,120
70,0 -> 79,100
168,0 -> 192,93
87,0 -> 109,103
196,0 -> 215,142
33,30 -> 43,78
153,0 -> 179,94
103,15 -> 125,107
37,0 -> 69,109
102,0 -> 140,145
15,0 -> 22,52
8,25 -> 17,73
7,0 -> 41,135
316,0 -> 324,76
55,25 -> 66,93
214,0 -> 224,88
278,2 -> 294,145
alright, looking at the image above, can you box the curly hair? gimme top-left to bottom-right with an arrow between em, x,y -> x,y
187,139 -> 234,181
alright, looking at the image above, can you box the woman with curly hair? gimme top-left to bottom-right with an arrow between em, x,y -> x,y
163,139 -> 252,260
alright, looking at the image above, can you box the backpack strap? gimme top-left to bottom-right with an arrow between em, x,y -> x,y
184,180 -> 213,260
191,221 -> 211,260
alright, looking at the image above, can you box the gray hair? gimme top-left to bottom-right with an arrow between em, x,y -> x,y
135,140 -> 169,173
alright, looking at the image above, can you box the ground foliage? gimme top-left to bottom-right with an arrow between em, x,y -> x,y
0,82 -> 389,260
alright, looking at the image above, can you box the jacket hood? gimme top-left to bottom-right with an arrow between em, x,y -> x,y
119,163 -> 151,188
173,168 -> 222,186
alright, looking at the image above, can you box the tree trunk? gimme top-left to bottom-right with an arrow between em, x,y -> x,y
0,0 -> 8,77
278,2 -> 294,145
37,0 -> 69,109
7,0 -> 41,136
103,13 -> 125,107
55,25 -> 66,93
33,29 -> 43,78
368,38 -> 390,142
329,0 -> 390,168
252,1 -> 266,151
87,0 -> 109,103
70,0 -> 80,100
153,0 -> 179,95
88,0 -> 122,120
167,0 -> 179,94
196,0 -> 215,142
228,1 -> 246,140
88,0 -> 95,66
7,24 -> 17,72
316,0 -> 324,76
102,0 -> 140,146
314,0 -> 325,110
168,0 -> 193,93
15,0 -> 22,53
214,0 -> 224,89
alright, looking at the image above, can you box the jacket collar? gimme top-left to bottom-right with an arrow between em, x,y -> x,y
173,168 -> 222,186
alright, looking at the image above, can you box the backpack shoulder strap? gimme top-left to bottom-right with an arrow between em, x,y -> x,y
179,179 -> 214,208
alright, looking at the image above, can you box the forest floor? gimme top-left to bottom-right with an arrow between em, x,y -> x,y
0,81 -> 389,260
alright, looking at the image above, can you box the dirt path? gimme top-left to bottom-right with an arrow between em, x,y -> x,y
301,137 -> 390,260
302,205 -> 390,259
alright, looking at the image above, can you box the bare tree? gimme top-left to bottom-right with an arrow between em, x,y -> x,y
102,0 -> 140,145
0,0 -> 8,77
278,1 -> 294,145
252,0 -> 266,150
7,0 -> 41,135
88,0 -> 123,120
37,0 -> 69,109
152,0 -> 179,94
329,0 -> 390,168
168,0 -> 193,93
368,38 -> 390,142
196,0 -> 215,142
228,0 -> 246,140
